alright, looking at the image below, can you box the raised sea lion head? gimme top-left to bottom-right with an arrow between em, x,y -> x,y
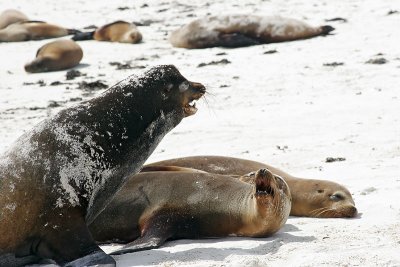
291,179 -> 357,218
240,168 -> 291,237
144,65 -> 206,118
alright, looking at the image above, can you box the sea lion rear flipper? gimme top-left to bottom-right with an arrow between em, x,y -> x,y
218,33 -> 260,48
109,236 -> 166,255
320,25 -> 335,35
67,29 -> 82,35
71,31 -> 95,41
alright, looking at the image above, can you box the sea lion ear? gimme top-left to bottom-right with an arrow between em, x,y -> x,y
255,168 -> 274,194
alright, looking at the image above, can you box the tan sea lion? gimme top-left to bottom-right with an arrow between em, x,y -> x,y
24,39 -> 83,73
143,156 -> 357,218
170,15 -> 334,48
0,9 -> 28,29
0,21 -> 79,42
72,21 -> 142,43
0,65 -> 205,266
90,168 -> 291,254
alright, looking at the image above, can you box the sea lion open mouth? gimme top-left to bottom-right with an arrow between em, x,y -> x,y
183,82 -> 206,117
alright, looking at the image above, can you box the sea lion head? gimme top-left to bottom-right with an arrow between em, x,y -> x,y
248,168 -> 291,236
145,65 -> 206,118
292,179 -> 357,218
124,29 -> 142,43
24,58 -> 50,73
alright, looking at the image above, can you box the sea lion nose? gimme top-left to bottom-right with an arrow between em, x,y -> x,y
190,82 -> 206,94
349,206 -> 358,217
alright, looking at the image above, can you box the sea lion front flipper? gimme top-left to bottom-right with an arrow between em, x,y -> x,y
217,33 -> 260,48
0,253 -> 41,266
33,210 -> 115,266
71,31 -> 95,41
110,210 -> 179,255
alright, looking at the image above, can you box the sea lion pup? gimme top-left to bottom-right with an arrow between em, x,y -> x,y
0,65 -> 205,266
0,21 -> 79,42
25,39 -> 83,73
142,156 -> 358,218
89,169 -> 291,255
170,15 -> 335,48
0,9 -> 28,29
72,20 -> 142,43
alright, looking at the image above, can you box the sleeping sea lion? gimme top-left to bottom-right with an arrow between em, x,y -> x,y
0,21 -> 79,42
170,15 -> 334,48
0,65 -> 205,266
0,9 -> 28,29
142,155 -> 358,218
72,21 -> 142,43
25,39 -> 83,73
90,169 -> 291,254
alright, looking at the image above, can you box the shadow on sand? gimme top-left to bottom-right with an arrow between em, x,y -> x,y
112,224 -> 316,266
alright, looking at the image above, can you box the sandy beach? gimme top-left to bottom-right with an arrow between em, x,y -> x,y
1,0 -> 400,266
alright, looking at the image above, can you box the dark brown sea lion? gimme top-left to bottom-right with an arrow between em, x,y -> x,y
0,65 -> 205,266
170,15 -> 334,48
90,168 -> 291,255
72,21 -> 142,43
0,21 -> 79,42
24,39 -> 83,73
0,9 -> 28,29
143,156 -> 358,218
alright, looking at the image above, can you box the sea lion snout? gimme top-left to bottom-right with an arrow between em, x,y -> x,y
24,59 -> 47,73
182,81 -> 206,116
254,168 -> 275,195
129,31 -> 142,43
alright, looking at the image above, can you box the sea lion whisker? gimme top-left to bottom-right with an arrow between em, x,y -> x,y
309,207 -> 328,217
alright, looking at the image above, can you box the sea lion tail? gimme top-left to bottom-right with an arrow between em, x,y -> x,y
320,25 -> 335,35
71,31 -> 95,41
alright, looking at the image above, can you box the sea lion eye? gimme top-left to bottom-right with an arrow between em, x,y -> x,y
317,189 -> 324,193
330,193 -> 344,201
165,83 -> 174,93
179,81 -> 190,92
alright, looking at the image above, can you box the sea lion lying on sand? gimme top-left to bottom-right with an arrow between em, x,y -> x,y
0,21 -> 79,42
25,39 -> 83,73
72,21 -> 142,43
90,169 -> 291,255
143,155 -> 357,218
170,14 -> 334,48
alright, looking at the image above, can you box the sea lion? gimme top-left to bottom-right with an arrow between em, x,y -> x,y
24,39 -> 83,73
0,21 -> 79,42
143,156 -> 358,218
0,9 -> 28,29
0,65 -> 205,266
170,15 -> 334,48
72,21 -> 142,43
90,168 -> 291,254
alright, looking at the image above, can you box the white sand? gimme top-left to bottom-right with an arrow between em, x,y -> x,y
1,0 -> 400,266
